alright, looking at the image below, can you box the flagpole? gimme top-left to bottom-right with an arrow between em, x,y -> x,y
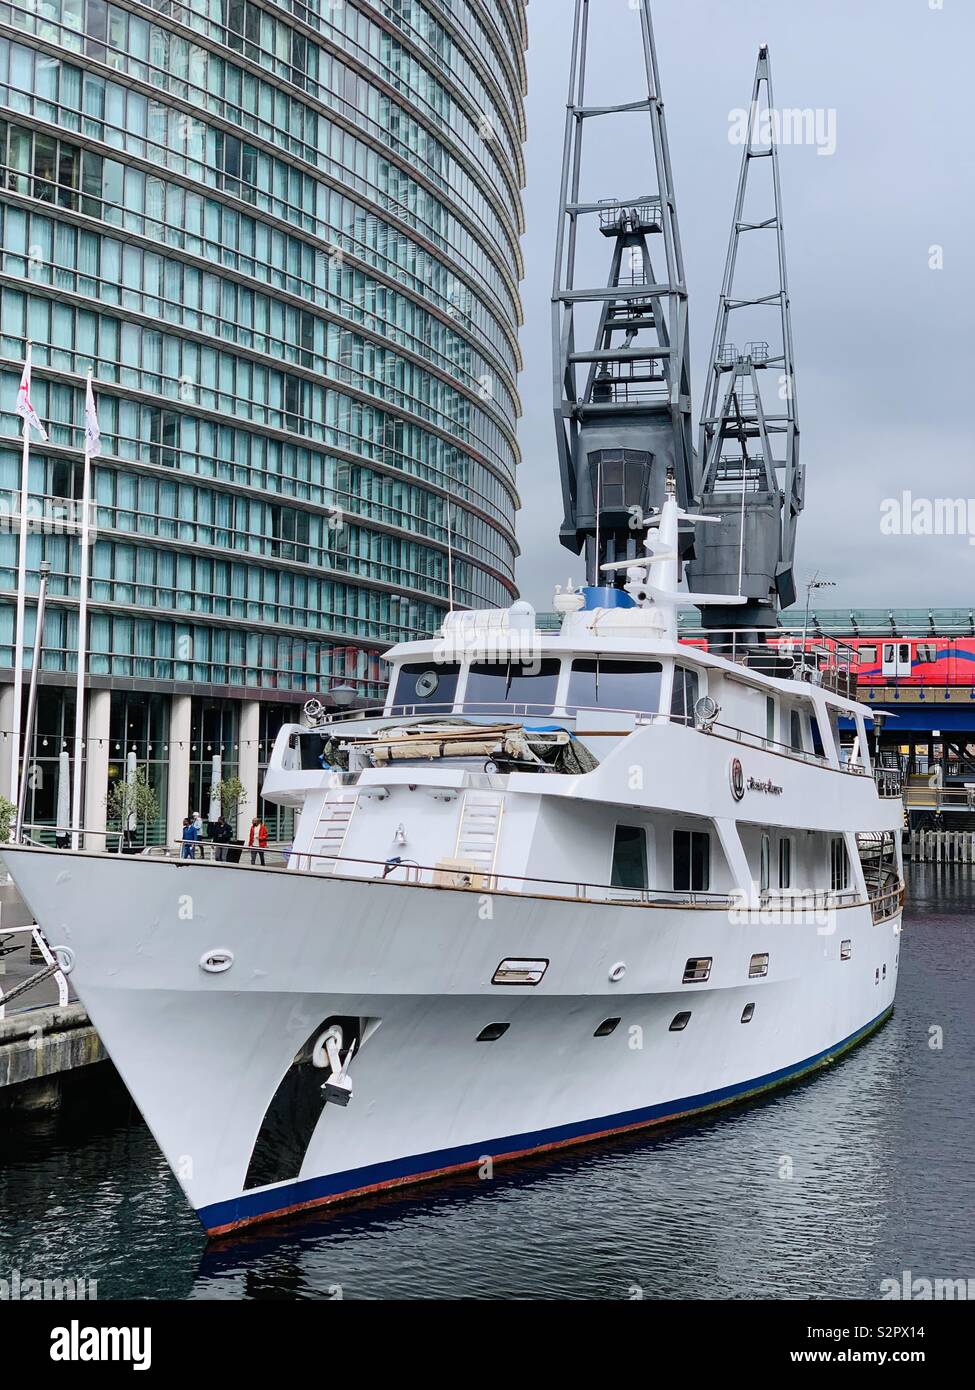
10,411 -> 29,806
70,370 -> 94,850
10,341 -> 46,810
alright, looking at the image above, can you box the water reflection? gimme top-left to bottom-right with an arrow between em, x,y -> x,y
1,868 -> 971,1300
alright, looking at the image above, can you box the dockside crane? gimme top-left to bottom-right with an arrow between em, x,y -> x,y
552,0 -> 694,588
686,46 -> 803,630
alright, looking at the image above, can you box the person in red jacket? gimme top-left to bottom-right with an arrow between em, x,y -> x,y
247,816 -> 268,866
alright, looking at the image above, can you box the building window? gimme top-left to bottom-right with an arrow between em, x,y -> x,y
830,837 -> 849,891
669,1012 -> 692,1032
840,940 -> 852,960
779,837 -> 792,889
611,825 -> 648,890
741,1003 -> 756,1024
476,1023 -> 510,1042
749,953 -> 769,979
673,829 -> 710,892
682,957 -> 712,984
594,1018 -> 621,1037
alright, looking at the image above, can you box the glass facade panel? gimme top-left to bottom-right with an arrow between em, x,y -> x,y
0,1 -> 527,706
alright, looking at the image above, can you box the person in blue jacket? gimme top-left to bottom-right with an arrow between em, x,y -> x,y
180,817 -> 199,859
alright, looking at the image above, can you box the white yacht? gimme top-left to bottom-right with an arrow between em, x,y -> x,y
3,484 -> 904,1236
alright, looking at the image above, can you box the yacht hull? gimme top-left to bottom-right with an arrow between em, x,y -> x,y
3,848 -> 900,1236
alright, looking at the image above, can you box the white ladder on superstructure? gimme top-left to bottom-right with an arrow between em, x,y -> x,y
453,791 -> 504,879
307,790 -> 358,872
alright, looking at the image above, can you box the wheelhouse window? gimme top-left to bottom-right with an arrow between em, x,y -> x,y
566,659 -> 663,715
789,708 -> 804,753
766,697 -> 776,745
392,662 -> 460,711
463,659 -> 561,711
611,825 -> 648,890
670,666 -> 700,723
673,829 -> 710,892
830,837 -> 849,891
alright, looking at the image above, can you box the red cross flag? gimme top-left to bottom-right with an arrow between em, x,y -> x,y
15,345 -> 48,441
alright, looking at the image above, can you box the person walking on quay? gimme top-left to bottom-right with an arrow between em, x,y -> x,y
211,814 -> 234,862
180,817 -> 198,860
191,810 -> 205,857
248,816 -> 268,866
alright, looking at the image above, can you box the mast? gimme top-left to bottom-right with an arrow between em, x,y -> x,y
687,46 -> 802,630
552,0 -> 694,587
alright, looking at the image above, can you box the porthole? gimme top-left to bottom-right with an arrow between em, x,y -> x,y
682,957 -> 712,984
741,1003 -> 755,1024
594,1017 -> 621,1038
748,952 -> 769,979
883,964 -> 887,979
875,967 -> 880,984
669,1011 -> 692,1032
840,940 -> 852,960
476,1022 -> 510,1042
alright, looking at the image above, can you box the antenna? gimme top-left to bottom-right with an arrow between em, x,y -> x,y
686,45 -> 803,630
552,0 -> 694,585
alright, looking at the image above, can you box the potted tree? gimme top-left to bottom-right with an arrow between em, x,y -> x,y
105,765 -> 159,853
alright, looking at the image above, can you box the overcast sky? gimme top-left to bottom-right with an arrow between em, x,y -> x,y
513,0 -> 975,617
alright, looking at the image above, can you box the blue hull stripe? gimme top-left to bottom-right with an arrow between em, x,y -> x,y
199,1006 -> 892,1233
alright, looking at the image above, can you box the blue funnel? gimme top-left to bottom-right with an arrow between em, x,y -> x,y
581,586 -> 635,611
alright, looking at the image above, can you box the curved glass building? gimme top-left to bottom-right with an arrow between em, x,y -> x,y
0,0 -> 527,843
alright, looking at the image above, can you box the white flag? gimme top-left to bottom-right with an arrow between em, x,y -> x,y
85,373 -> 101,458
14,346 -> 48,441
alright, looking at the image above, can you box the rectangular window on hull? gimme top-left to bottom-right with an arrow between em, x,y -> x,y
566,659 -> 662,715
611,825 -> 648,891
673,830 -> 710,893
682,957 -> 712,984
